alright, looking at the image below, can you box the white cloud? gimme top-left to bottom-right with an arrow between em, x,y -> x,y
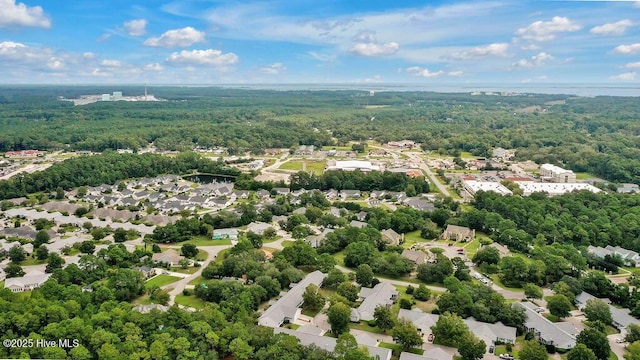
521,44 -> 540,51
511,52 -> 554,69
448,71 -> 464,77
610,71 -> 637,80
590,20 -> 634,36
144,27 -> 206,48
515,16 -> 581,42
0,41 -> 27,57
0,0 -> 50,28
625,62 -> 640,69
352,30 -> 377,44
613,43 -> 640,54
96,34 -> 111,43
308,51 -> 336,63
144,63 -> 164,71
83,52 -> 96,59
406,66 -> 444,78
100,59 -> 122,68
167,49 -> 239,66
349,42 -> 399,57
261,62 -> 286,74
124,19 -> 147,36
449,43 -> 509,60
635,2 -> 640,8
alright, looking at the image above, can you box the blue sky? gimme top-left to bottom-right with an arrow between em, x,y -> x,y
0,0 -> 639,84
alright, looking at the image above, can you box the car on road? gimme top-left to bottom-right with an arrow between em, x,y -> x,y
616,338 -> 626,343
499,354 -> 515,360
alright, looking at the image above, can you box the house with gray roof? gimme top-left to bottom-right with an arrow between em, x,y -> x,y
4,270 -> 52,292
349,220 -> 368,229
440,225 -> 475,241
403,198 -> 435,212
381,228 -> 403,246
258,270 -> 326,328
273,327 -> 392,360
515,301 -> 576,350
44,236 -> 85,254
339,190 -> 361,199
246,222 -> 275,235
273,187 -> 290,195
587,245 -> 640,267
152,249 -> 184,267
1,226 -> 37,241
133,304 -> 168,313
577,292 -> 640,333
402,250 -> 428,265
353,283 -> 399,322
305,228 -> 334,248
400,349 -> 454,360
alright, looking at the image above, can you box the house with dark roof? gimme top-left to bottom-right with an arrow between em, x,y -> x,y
515,302 -> 576,350
381,228 -> 403,246
402,250 -> 428,265
349,220 -> 368,229
352,283 -> 398,322
151,249 -> 184,267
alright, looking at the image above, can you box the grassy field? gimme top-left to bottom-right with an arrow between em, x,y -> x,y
171,266 -> 200,274
333,250 -> 346,266
350,321 -> 386,335
16,258 -> 47,266
379,342 -> 423,356
179,235 -> 231,246
145,275 -> 181,289
279,160 -> 326,175
175,294 -> 206,309
575,172 -> 598,180
489,274 -> 524,293
463,238 -> 482,257
189,276 -> 205,285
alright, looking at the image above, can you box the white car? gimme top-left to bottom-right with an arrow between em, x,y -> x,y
499,354 -> 515,360
616,338 -> 626,344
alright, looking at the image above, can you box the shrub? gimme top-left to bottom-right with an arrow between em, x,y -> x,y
367,320 -> 377,327
405,285 -> 415,295
182,289 -> 192,296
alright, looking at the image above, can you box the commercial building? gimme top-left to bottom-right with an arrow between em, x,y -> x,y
462,180 -> 513,197
515,182 -> 601,196
540,164 -> 576,183
326,160 -> 380,172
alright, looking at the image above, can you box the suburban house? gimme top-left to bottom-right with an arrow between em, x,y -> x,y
305,228 -> 334,248
403,198 -> 436,212
134,266 -> 156,279
401,250 -> 428,265
4,270 -> 52,292
515,302 -> 576,350
398,309 -> 516,348
587,245 -> 640,267
381,228 -> 403,246
339,190 -> 361,199
133,304 -> 169,313
440,225 -> 475,242
575,292 -> 640,334
352,283 -> 399,322
246,221 -> 275,235
151,249 -> 185,267
273,187 -> 291,195
212,228 -> 239,241
349,220 -> 369,229
258,270 -> 327,328
273,327 -> 392,360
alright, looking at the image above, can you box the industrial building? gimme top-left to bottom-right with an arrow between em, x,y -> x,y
325,160 -> 380,172
540,164 -> 576,183
515,182 -> 600,196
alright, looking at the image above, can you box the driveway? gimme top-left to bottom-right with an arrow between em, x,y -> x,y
608,333 -> 627,360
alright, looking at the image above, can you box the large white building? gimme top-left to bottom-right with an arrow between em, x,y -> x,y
462,180 -> 513,197
326,160 -> 380,172
540,164 -> 576,183
515,182 -> 601,196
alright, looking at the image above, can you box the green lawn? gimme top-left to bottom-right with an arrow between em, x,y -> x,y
189,276 -> 205,285
463,238 -> 482,257
301,307 -> 323,317
279,160 -> 326,175
489,274 -> 525,293
15,258 -> 47,266
322,145 -> 353,151
379,342 -> 423,356
179,235 -> 231,246
171,266 -> 200,274
333,250 -> 346,266
145,275 -> 181,289
575,172 -> 597,180
175,294 -> 206,309
282,240 -> 294,248
350,321 -> 386,335
195,249 -> 207,261
402,230 -> 433,247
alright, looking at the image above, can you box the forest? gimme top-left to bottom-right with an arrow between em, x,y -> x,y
0,86 -> 639,183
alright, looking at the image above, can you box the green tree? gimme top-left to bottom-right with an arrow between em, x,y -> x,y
524,283 -> 543,300
626,324 -> 640,343
91,227 -> 106,240
567,343 -> 597,360
430,312 -> 470,347
584,299 -> 612,326
327,302 -> 351,335
34,229 -> 51,247
323,269 -> 347,289
79,241 -> 95,254
4,263 -> 25,278
45,253 -> 65,273
246,231 -> 264,248
547,294 -> 572,319
8,245 -> 26,263
413,284 -> 431,301
392,318 -> 423,351
577,327 -> 610,360
77,186 -> 87,198
373,305 -> 395,333
625,341 -> 640,360
337,282 -> 360,303
355,264 -> 374,287
302,284 -> 325,311
113,227 -> 127,243
458,335 -> 487,360
519,340 -> 548,360
181,243 -> 198,258
472,246 -> 500,266
36,245 -> 49,260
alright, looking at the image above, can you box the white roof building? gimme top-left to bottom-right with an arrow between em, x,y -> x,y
515,182 -> 600,196
462,180 -> 513,196
4,270 -> 52,292
540,164 -> 576,183
326,160 -> 380,172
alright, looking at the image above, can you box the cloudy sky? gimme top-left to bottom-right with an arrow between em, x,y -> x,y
1,0 -> 639,84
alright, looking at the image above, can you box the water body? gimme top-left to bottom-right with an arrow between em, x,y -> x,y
183,174 -> 236,184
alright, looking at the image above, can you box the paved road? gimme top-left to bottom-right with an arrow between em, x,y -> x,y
608,334 -> 627,360
403,152 -> 452,197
